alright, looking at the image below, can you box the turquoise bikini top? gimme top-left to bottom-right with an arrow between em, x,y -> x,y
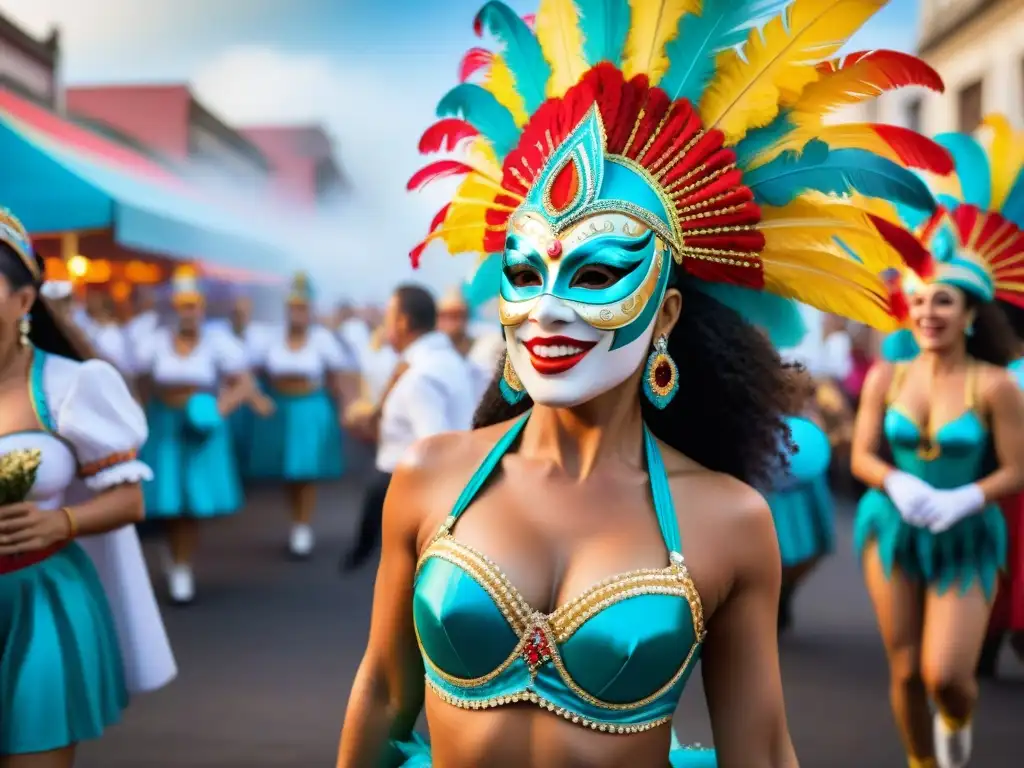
412,413 -> 706,735
884,361 -> 989,489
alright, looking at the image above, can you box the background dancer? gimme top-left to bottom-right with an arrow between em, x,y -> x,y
136,265 -> 272,605
335,0 -> 942,764
0,209 -> 175,766
852,126 -> 1024,768
248,272 -> 353,559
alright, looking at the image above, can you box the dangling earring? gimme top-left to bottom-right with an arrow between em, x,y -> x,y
499,355 -> 527,405
966,324 -> 975,337
643,335 -> 679,409
18,315 -> 30,347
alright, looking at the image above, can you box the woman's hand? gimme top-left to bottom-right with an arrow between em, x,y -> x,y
252,392 -> 276,418
0,503 -> 71,555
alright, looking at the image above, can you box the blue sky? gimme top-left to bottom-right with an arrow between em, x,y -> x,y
0,0 -> 921,299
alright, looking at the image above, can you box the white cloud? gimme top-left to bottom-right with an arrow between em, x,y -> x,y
192,45 -> 477,302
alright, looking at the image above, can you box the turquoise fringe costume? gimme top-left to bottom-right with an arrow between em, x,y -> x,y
0,351 -> 127,754
247,388 -> 344,481
768,416 -> 835,568
141,394 -> 243,518
854,364 -> 1005,596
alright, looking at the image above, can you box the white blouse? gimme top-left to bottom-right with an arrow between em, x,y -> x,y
0,352 -> 175,693
135,328 -> 248,387
252,325 -> 354,382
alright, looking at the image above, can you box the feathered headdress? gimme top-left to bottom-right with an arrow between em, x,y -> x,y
171,264 -> 203,307
0,208 -> 39,282
868,115 -> 1024,316
409,0 -> 951,342
288,271 -> 313,305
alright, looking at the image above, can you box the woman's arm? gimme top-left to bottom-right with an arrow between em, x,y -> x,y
218,372 -> 271,416
975,371 -> 1024,502
701,486 -> 797,768
850,362 -> 896,488
336,462 -> 426,768
66,483 -> 144,536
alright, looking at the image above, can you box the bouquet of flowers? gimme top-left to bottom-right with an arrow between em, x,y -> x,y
0,448 -> 42,505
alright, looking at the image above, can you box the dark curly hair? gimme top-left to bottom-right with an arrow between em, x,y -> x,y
473,280 -> 805,489
997,299 -> 1024,349
964,295 -> 1017,366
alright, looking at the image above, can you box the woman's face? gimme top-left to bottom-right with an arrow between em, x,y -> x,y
287,300 -> 310,330
0,274 -> 34,355
908,282 -> 973,353
499,211 -> 673,408
175,299 -> 204,333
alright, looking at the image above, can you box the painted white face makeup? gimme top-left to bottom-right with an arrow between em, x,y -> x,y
505,293 -> 658,408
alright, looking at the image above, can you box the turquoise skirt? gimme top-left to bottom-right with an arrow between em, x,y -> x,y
854,488 -> 1007,597
389,732 -> 716,766
247,388 -> 344,482
228,404 -> 255,478
766,476 -> 835,568
141,397 -> 244,518
0,544 -> 127,754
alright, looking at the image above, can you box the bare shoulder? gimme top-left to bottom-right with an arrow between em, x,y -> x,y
389,420 -> 522,547
862,359 -> 896,394
977,362 -> 1018,401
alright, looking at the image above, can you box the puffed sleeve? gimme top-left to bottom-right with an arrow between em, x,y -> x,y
55,359 -> 154,492
314,326 -> 356,372
132,327 -> 165,375
211,329 -> 249,375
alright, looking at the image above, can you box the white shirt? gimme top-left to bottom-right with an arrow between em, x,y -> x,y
135,327 -> 248,388
253,325 -> 355,381
376,331 -> 476,472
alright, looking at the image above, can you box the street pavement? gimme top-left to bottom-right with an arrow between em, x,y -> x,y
79,471 -> 1024,767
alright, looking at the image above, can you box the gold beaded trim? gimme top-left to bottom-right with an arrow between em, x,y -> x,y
425,677 -> 673,734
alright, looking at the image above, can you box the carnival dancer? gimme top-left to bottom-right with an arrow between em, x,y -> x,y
135,265 -> 272,605
248,272 -> 353,558
79,288 -> 131,374
437,287 -> 474,357
852,115 -> 1024,768
223,294 -> 264,480
767,366 -> 834,633
336,1 -> 949,765
0,209 -> 176,764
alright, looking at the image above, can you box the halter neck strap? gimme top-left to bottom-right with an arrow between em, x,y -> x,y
443,412 -> 682,558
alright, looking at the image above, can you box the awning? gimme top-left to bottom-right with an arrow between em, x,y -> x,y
0,88 -> 288,273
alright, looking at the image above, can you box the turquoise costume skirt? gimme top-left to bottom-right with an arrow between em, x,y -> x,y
141,396 -> 244,518
388,732 -> 716,766
247,388 -> 344,482
0,544 -> 127,754
228,405 -> 255,478
767,476 -> 835,568
854,489 -> 1006,597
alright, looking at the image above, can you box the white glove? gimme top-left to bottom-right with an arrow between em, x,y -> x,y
920,484 -> 986,534
883,470 -> 936,527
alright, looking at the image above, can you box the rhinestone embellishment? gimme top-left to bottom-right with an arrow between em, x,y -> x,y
522,623 -> 552,674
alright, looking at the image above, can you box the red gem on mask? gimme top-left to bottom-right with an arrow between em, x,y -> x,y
546,240 -> 563,259
654,360 -> 673,389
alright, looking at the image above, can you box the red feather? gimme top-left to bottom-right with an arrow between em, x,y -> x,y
418,119 -> 480,154
885,277 -> 909,321
816,50 -> 944,94
429,204 -> 451,233
409,240 -> 429,269
407,160 -> 474,192
459,48 -> 493,82
872,124 -> 954,175
522,14 -> 535,30
868,214 -> 935,279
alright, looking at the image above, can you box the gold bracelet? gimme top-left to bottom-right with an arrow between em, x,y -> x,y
60,506 -> 79,539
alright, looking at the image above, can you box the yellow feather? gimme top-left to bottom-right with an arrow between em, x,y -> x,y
440,161 -> 509,255
982,114 -> 1024,211
534,0 -> 588,97
484,56 -> 530,126
462,138 -> 504,181
621,0 -> 700,84
759,197 -> 904,274
760,243 -> 899,330
699,0 -> 885,145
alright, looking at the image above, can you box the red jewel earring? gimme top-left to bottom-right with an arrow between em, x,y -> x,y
642,335 -> 678,409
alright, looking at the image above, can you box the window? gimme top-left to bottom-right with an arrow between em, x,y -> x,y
905,98 -> 922,133
957,79 -> 983,134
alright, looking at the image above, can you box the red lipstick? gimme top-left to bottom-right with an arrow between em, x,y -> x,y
522,335 -> 597,375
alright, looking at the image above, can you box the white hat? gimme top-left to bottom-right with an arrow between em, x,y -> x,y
40,280 -> 73,300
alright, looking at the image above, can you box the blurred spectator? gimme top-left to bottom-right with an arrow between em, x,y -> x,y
437,287 -> 473,357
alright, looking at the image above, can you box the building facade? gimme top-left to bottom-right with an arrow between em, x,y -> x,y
837,0 -> 1024,133
0,12 -> 60,109
242,125 -> 345,208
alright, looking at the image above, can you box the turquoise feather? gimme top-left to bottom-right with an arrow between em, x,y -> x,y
880,329 -> 920,362
575,0 -> 630,66
1001,166 -> 1024,228
463,253 -> 503,311
934,132 -> 991,209
436,84 -> 520,158
695,282 -> 808,348
893,200 -> 930,231
659,0 -> 789,104
745,140 -> 935,211
733,111 -> 796,169
475,1 -> 550,114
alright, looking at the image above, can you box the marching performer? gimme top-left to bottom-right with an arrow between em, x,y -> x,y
852,115 -> 1024,768
0,209 -> 175,764
336,1 -> 945,766
248,272 -> 354,558
135,265 -> 272,605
